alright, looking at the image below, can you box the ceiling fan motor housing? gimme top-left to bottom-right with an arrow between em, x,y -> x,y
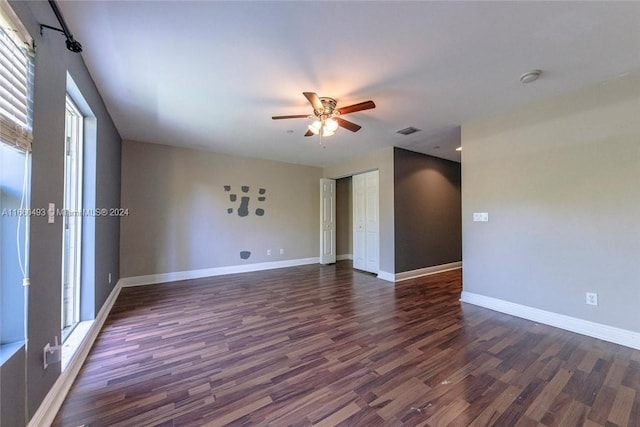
316,97 -> 338,118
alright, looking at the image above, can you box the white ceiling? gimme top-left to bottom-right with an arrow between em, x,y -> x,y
54,1 -> 640,167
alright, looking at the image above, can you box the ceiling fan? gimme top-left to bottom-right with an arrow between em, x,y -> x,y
272,92 -> 376,137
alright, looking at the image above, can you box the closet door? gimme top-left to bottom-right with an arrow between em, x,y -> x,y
364,171 -> 379,273
352,173 -> 366,270
352,170 -> 379,273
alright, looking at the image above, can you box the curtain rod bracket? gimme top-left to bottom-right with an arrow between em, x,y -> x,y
41,1 -> 83,53
40,24 -> 64,36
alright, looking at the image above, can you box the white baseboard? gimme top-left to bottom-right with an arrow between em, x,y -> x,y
460,291 -> 640,351
376,261 -> 462,283
377,270 -> 395,282
395,261 -> 462,282
28,280 -> 123,427
120,257 -> 320,287
336,254 -> 353,261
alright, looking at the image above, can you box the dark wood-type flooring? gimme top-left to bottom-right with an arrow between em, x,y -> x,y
54,262 -> 640,426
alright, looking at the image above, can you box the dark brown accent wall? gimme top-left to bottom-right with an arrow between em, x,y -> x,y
394,147 -> 461,273
335,177 -> 352,257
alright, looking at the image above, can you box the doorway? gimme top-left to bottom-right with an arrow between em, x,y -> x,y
329,171 -> 380,274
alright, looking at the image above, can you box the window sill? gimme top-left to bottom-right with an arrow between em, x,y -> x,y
61,320 -> 93,371
0,341 -> 25,366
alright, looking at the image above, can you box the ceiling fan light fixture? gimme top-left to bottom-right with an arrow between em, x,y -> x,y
308,120 -> 322,135
310,118 -> 338,137
324,118 -> 338,132
322,127 -> 335,137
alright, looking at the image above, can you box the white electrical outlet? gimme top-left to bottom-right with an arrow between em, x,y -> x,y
267,249 -> 271,256
586,292 -> 598,306
108,273 -> 112,284
279,248 -> 284,255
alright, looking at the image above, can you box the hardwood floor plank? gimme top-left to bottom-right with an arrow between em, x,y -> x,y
52,262 -> 640,426
587,385 -> 617,425
313,402 -> 362,427
426,398 -> 470,426
608,385 -> 636,426
370,377 -> 431,421
558,399 -> 588,426
524,367 -> 573,421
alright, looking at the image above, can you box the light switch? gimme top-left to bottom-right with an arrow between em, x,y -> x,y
473,212 -> 489,222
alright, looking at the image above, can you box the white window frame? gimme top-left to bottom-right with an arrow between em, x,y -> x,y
61,95 -> 84,340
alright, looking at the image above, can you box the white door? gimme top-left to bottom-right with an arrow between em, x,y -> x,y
320,178 -> 336,264
365,171 -> 379,273
352,170 -> 379,273
352,173 -> 366,270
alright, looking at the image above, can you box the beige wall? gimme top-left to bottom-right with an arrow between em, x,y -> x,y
120,140 -> 323,277
462,72 -> 640,332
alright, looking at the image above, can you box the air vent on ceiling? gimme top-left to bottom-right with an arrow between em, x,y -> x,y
396,126 -> 421,136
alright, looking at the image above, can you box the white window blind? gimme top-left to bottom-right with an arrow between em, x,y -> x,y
0,1 -> 33,152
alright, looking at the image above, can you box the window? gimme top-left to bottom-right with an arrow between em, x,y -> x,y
61,76 -> 97,370
0,143 -> 29,347
61,96 -> 83,341
0,1 -> 33,151
0,0 -> 33,357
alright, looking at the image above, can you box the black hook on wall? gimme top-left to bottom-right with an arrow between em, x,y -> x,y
40,0 -> 82,53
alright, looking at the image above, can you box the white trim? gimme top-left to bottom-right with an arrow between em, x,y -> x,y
28,280 -> 123,427
395,261 -> 462,282
376,270 -> 395,282
336,254 -> 353,261
0,1 -> 33,45
61,320 -> 93,370
375,262 -> 463,283
460,291 -> 640,351
120,257 -> 320,287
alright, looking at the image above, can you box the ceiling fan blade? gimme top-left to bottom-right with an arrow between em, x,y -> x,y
337,100 -> 376,115
303,92 -> 323,112
272,114 -> 309,120
336,117 -> 362,132
304,129 -> 314,137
